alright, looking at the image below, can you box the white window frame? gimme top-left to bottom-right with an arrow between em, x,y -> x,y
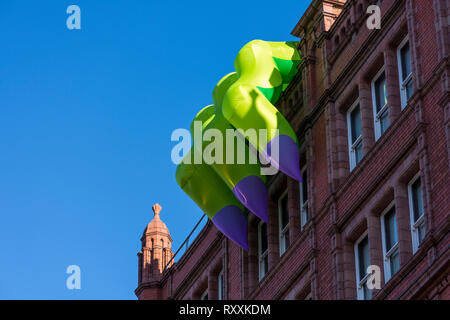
397,36 -> 413,109
380,202 -> 399,282
218,271 -> 224,300
371,68 -> 389,140
408,173 -> 425,253
354,231 -> 370,300
278,189 -> 289,255
200,289 -> 208,300
299,165 -> 309,229
347,100 -> 363,170
258,221 -> 268,281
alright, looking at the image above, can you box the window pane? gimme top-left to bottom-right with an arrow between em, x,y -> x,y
301,207 -> 309,227
363,284 -> 372,300
418,221 -> 425,244
301,170 -> 308,204
401,42 -> 412,81
263,256 -> 268,276
390,248 -> 400,276
375,72 -> 387,112
284,231 -> 290,249
358,236 -> 370,281
280,195 -> 289,229
380,108 -> 389,135
350,105 -> 362,143
218,273 -> 223,300
355,141 -> 363,165
384,208 -> 398,251
411,178 -> 424,222
260,223 -> 268,253
406,78 -> 414,100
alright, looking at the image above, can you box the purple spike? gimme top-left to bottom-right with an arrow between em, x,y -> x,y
212,205 -> 248,250
263,135 -> 302,182
233,175 -> 268,223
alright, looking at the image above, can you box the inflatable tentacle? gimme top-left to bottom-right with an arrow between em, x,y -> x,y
176,150 -> 249,250
192,105 -> 268,223
221,40 -> 302,181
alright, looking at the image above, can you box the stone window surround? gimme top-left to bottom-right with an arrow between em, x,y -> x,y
189,252 -> 224,300
340,142 -> 431,299
334,20 -> 412,184
244,144 -> 315,298
283,267 -> 312,300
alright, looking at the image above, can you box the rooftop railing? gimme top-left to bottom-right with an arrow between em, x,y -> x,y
164,214 -> 207,271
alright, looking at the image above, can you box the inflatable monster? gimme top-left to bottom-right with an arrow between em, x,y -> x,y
176,40 -> 301,250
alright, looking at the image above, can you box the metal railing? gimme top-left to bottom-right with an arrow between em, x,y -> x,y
164,214 -> 207,270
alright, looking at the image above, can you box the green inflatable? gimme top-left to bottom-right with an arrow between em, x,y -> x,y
175,40 -> 301,250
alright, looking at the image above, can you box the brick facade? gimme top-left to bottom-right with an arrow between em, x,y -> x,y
136,0 -> 449,300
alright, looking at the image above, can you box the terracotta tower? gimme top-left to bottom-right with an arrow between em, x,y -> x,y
135,204 -> 174,300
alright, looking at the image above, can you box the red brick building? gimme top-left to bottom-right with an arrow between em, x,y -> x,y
136,0 -> 449,300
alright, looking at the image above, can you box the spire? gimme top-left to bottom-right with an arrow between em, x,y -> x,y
137,203 -> 175,297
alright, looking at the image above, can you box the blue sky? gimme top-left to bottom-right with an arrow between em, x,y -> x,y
0,1 -> 308,299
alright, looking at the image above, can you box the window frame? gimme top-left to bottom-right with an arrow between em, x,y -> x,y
380,202 -> 399,282
408,173 -> 426,253
397,36 -> 413,109
347,100 -> 363,170
299,165 -> 309,229
258,221 -> 269,281
200,289 -> 208,300
278,189 -> 290,256
354,231 -> 371,300
371,67 -> 389,140
218,271 -> 224,300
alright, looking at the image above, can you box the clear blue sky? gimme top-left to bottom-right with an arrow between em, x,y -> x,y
0,0 -> 308,299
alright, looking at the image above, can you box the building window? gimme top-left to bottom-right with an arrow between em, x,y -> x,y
372,69 -> 389,140
354,233 -> 371,300
258,221 -> 269,281
408,175 -> 425,253
347,101 -> 363,170
381,204 -> 400,281
397,37 -> 413,109
299,166 -> 309,228
278,190 -> 290,255
200,289 -> 208,300
218,271 -> 224,300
